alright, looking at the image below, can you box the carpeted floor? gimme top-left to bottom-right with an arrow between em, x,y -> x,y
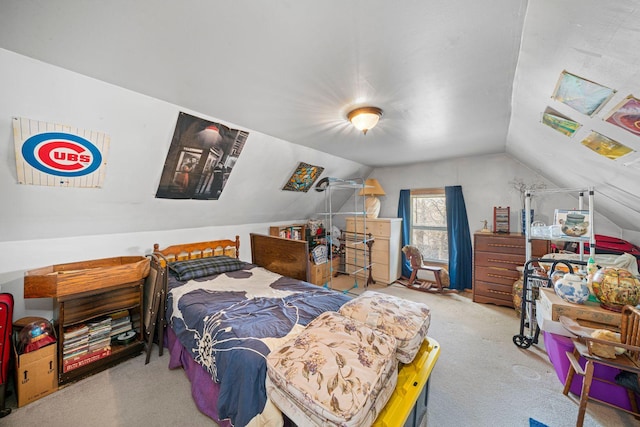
2,276 -> 638,426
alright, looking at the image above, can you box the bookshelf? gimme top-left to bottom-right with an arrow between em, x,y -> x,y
24,256 -> 148,386
269,223 -> 307,240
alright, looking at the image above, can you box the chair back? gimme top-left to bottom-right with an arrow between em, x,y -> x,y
621,305 -> 640,363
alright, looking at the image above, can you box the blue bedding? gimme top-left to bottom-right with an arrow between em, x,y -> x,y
166,262 -> 350,427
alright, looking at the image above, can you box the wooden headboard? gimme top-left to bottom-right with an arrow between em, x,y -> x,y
152,236 -> 240,267
250,233 -> 310,282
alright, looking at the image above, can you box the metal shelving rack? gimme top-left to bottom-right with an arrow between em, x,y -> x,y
514,187 -> 595,348
524,187 -> 595,261
316,177 -> 372,293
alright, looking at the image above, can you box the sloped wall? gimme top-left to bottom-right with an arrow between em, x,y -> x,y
0,48 -> 371,318
0,49 -> 371,243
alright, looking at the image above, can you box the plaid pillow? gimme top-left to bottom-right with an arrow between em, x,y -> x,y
168,256 -> 245,281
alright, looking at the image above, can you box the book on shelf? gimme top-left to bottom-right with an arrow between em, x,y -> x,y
110,323 -> 133,337
63,346 -> 112,373
64,324 -> 89,340
63,339 -> 89,355
279,226 -> 303,240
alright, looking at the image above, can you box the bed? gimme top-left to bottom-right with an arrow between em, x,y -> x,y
152,233 -> 351,427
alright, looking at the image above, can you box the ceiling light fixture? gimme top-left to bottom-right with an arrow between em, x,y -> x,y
347,107 -> 383,135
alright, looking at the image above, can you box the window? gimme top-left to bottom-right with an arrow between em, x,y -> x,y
411,189 -> 448,263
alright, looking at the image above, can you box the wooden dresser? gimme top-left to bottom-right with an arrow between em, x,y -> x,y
473,233 -> 548,308
345,217 -> 402,285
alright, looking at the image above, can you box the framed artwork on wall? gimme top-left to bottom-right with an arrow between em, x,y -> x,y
541,107 -> 581,137
282,162 -> 324,192
581,131 -> 634,160
155,112 -> 249,200
552,70 -> 616,116
605,95 -> 640,137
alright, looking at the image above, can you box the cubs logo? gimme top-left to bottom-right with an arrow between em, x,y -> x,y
21,132 -> 102,177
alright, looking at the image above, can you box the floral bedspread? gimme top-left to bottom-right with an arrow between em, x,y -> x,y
166,262 -> 350,427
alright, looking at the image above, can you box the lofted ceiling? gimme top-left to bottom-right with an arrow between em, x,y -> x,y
1,0 -> 639,232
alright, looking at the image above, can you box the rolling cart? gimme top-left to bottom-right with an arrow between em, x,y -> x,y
512,257 -> 586,349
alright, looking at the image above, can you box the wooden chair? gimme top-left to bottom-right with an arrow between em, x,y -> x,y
401,245 -> 457,294
560,305 -> 640,427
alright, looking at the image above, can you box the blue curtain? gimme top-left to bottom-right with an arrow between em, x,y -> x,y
445,186 -> 473,291
397,189 -> 412,278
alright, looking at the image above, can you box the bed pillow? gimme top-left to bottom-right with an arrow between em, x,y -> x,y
168,256 -> 245,281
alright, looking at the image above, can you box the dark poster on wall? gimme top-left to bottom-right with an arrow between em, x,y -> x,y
156,112 -> 249,200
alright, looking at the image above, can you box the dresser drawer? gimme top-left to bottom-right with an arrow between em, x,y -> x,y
475,265 -> 519,286
345,253 -> 387,269
473,281 -> 514,307
475,235 -> 525,255
345,218 -> 391,238
474,251 -> 526,269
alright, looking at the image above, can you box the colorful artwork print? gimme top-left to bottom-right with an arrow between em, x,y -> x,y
282,162 -> 324,192
541,107 -> 581,137
13,117 -> 109,188
605,96 -> 640,136
156,112 -> 249,200
552,71 -> 615,116
581,131 -> 634,160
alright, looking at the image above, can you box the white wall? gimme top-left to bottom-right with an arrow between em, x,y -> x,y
0,48 -> 370,320
0,48 -> 371,242
372,152 -> 621,239
0,222 -> 317,320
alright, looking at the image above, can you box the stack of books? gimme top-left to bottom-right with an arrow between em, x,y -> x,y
62,324 -> 90,361
87,317 -> 112,353
63,317 -> 113,373
109,310 -> 133,339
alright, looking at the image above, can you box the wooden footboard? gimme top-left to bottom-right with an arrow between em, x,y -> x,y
250,233 -> 309,282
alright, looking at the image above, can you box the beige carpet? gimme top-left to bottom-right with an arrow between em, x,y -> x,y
2,276 -> 637,427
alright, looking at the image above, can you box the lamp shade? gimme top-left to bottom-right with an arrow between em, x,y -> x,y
359,179 -> 386,196
347,107 -> 383,135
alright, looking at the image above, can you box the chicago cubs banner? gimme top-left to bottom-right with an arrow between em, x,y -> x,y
13,117 -> 109,188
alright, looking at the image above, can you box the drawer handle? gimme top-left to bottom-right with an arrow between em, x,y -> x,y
487,259 -> 519,264
487,244 -> 522,249
487,289 -> 511,296
487,273 -> 514,280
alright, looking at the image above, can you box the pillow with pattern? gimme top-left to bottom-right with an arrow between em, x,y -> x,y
168,256 -> 245,281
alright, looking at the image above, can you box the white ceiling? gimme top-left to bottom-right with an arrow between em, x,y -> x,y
1,0 -> 639,232
0,0 -> 527,167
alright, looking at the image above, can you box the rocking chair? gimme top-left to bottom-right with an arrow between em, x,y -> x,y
401,245 -> 457,294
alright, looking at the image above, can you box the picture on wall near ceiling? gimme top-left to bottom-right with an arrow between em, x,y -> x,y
156,112 -> 249,200
541,107 -> 581,137
12,116 -> 110,188
581,131 -> 634,160
282,162 -> 324,192
605,95 -> 640,137
552,71 -> 616,116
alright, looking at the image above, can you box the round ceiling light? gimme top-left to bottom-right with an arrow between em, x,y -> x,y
347,107 -> 383,135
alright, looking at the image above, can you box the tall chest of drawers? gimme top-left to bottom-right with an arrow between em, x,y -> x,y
473,233 -> 549,308
345,217 -> 402,285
